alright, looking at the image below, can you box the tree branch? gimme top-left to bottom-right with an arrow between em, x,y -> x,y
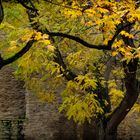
106,58 -> 139,133
20,0 -> 134,51
103,56 -> 116,112
105,26 -> 139,134
0,1 -> 36,69
47,22 -> 133,50
17,0 -> 38,12
0,38 -> 35,69
0,0 -> 4,24
54,48 -> 77,81
48,32 -> 109,50
25,3 -> 78,81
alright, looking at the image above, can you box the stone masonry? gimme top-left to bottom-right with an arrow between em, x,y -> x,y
0,65 -> 140,140
0,66 -> 25,139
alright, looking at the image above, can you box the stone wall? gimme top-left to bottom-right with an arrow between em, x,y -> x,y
0,66 -> 25,139
118,113 -> 140,140
0,66 -> 140,140
0,66 -> 25,119
25,92 -> 77,140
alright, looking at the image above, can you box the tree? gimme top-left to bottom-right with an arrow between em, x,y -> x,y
0,0 -> 140,140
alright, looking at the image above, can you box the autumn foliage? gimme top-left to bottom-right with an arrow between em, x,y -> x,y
0,0 -> 140,139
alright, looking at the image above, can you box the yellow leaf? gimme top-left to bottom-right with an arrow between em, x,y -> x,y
43,40 -> 51,45
118,47 -> 125,53
42,34 -> 49,40
35,32 -> 42,40
120,31 -> 134,39
112,51 -> 118,56
46,45 -> 55,52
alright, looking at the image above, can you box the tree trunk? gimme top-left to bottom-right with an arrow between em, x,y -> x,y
82,57 -> 139,140
104,127 -> 117,140
101,25 -> 139,140
83,120 -> 99,140
82,120 -> 117,140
